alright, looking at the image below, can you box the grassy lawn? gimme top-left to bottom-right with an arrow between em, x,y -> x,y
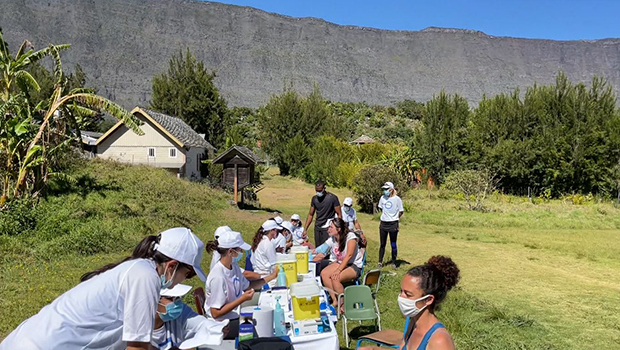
2,163 -> 620,349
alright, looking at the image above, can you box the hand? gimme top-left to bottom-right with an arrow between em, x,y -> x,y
242,289 -> 255,302
331,270 -> 341,281
276,247 -> 285,253
361,235 -> 367,246
222,325 -> 230,338
313,253 -> 325,262
268,266 -> 279,281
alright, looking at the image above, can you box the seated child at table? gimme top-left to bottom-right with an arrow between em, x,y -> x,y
250,219 -> 281,276
273,221 -> 295,253
290,214 -> 315,249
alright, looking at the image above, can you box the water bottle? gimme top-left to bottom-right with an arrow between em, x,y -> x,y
274,296 -> 287,337
276,263 -> 287,287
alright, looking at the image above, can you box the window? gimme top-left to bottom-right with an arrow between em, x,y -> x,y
148,148 -> 155,158
169,148 -> 177,158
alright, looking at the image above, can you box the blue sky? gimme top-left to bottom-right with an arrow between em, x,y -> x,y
211,0 -> 620,41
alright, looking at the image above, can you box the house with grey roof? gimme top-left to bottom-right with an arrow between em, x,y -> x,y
96,107 -> 216,180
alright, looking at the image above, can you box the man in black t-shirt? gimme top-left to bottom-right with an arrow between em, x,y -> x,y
303,180 -> 342,246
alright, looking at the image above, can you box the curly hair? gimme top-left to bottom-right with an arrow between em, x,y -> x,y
406,255 -> 460,310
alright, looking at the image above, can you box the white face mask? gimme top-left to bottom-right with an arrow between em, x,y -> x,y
397,295 -> 430,318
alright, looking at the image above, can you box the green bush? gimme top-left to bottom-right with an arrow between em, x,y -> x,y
303,135 -> 354,186
352,164 -> 406,213
0,199 -> 38,236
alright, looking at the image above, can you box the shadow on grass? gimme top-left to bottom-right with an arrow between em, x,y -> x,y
47,173 -> 121,198
394,259 -> 411,268
237,202 -> 283,214
345,324 -> 382,349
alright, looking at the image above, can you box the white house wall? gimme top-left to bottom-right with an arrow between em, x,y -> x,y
185,147 -> 206,180
97,122 -> 186,169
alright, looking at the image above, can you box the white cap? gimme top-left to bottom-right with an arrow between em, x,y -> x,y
321,218 -> 334,229
155,227 -> 207,282
291,214 -> 301,221
273,216 -> 284,225
214,226 -> 232,239
381,182 -> 395,190
161,283 -> 192,297
217,230 -> 251,250
343,197 -> 353,206
262,219 -> 281,231
281,221 -> 294,233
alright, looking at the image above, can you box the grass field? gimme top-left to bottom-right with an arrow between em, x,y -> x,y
2,162 -> 620,349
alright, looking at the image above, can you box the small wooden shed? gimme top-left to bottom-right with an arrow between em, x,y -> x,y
212,145 -> 263,202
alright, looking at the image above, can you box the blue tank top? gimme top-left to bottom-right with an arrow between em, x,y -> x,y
402,322 -> 446,350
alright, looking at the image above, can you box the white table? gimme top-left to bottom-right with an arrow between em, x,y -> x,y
257,276 -> 339,350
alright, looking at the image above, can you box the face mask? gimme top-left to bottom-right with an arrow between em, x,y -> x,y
397,295 -> 430,318
158,298 -> 183,322
160,264 -> 178,290
316,191 -> 324,197
383,190 -> 391,197
343,206 -> 351,212
232,250 -> 244,264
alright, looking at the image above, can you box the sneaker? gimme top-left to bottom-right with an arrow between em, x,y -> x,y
377,262 -> 383,268
391,262 -> 397,269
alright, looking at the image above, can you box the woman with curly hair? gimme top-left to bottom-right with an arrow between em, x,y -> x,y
361,256 -> 460,350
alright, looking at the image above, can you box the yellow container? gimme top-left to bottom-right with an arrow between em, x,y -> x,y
290,246 -> 309,274
276,254 -> 298,287
290,281 -> 321,321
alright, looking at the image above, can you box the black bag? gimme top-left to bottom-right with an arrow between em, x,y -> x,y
238,337 -> 294,350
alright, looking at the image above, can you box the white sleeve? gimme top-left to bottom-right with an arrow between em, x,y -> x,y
119,264 -> 160,342
352,210 -> 357,221
206,275 -> 228,310
236,265 -> 251,291
378,197 -> 384,209
266,242 -> 277,266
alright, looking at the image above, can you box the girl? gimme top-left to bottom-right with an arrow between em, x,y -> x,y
314,218 -> 363,308
361,256 -> 460,350
0,227 -> 205,350
291,214 -> 314,249
250,219 -> 281,275
378,181 -> 404,268
205,230 -> 278,338
273,220 -> 295,253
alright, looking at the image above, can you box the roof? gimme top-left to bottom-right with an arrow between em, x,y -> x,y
212,145 -> 263,165
96,107 -> 216,151
351,135 -> 376,144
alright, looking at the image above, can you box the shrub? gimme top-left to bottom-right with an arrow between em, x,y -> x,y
0,199 -> 37,236
353,165 -> 406,213
303,135 -> 354,186
443,169 -> 498,211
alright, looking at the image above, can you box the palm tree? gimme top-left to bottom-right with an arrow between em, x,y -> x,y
0,29 -> 143,205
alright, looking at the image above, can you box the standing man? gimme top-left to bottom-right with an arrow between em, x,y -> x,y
378,181 -> 404,268
304,180 -> 342,246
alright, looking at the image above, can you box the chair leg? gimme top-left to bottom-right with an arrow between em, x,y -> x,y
343,316 -> 349,346
356,338 -> 363,349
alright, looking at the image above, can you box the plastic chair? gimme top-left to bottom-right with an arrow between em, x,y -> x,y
193,287 -> 206,315
363,269 -> 382,297
356,317 -> 410,349
342,285 -> 380,346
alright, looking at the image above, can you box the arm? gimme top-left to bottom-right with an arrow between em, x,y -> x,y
248,267 -> 278,290
242,270 -> 262,280
428,330 -> 455,350
331,240 -> 357,280
304,206 -> 316,232
127,342 -> 152,350
210,290 -> 254,319
334,205 -> 342,219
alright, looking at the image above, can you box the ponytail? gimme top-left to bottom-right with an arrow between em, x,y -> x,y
80,235 -> 171,282
206,240 -> 229,256
251,227 -> 266,252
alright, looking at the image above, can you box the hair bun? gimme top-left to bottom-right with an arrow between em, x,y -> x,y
427,255 -> 460,290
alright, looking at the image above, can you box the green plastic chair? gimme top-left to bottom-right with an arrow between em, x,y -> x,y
342,285 -> 380,346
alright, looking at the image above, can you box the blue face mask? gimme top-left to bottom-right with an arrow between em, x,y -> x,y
383,190 -> 391,197
160,264 -> 178,290
158,298 -> 183,322
316,191 -> 325,197
232,250 -> 244,264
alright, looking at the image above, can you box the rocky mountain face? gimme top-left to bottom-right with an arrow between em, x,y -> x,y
2,0 -> 619,108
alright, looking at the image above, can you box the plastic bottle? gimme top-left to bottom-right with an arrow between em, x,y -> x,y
276,263 -> 287,287
274,296 -> 287,337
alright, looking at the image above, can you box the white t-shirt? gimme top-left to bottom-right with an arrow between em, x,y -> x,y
151,303 -> 227,350
321,232 -> 362,269
205,261 -> 250,320
251,236 -> 276,275
272,232 -> 287,250
292,226 -> 305,245
378,195 -> 404,222
0,259 -> 160,350
210,251 -> 221,270
342,207 -> 358,230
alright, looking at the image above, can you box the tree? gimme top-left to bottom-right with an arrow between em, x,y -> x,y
0,29 -> 140,205
150,49 -> 228,148
414,91 -> 470,185
257,85 -> 346,175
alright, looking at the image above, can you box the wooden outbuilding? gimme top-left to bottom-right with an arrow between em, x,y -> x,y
211,145 -> 263,202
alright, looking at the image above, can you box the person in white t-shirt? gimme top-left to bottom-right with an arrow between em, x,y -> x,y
0,227 -> 206,350
341,197 -> 368,246
151,284 -> 228,350
205,230 -> 278,339
250,219 -> 281,275
313,218 -> 363,309
378,181 -> 404,268
210,225 -> 232,270
272,220 -> 294,253
290,214 -> 315,249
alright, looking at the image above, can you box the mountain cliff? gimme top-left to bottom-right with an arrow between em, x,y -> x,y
2,0 -> 619,108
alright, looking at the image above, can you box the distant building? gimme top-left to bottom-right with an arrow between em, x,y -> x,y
96,107 -> 216,180
351,135 -> 376,145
